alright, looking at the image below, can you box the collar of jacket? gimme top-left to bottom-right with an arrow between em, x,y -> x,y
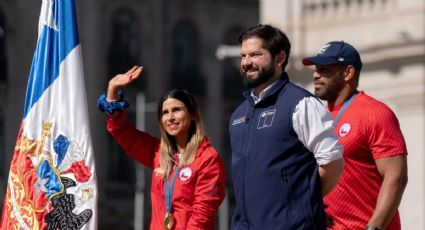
194,137 -> 212,157
242,73 -> 290,106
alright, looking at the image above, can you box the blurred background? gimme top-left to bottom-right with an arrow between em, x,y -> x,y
0,0 -> 423,229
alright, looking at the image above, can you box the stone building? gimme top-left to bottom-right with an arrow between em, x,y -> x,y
260,0 -> 424,229
1,0 -> 424,229
0,0 -> 257,229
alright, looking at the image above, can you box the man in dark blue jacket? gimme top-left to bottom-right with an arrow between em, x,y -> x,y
229,24 -> 344,229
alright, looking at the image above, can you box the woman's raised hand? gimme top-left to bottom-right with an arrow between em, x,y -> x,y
107,66 -> 143,101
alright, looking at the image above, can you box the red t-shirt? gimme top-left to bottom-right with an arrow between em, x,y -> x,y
324,91 -> 407,230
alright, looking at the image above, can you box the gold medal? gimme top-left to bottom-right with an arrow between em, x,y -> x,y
164,212 -> 174,230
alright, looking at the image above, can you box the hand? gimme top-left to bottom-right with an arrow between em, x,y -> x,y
107,66 -> 143,101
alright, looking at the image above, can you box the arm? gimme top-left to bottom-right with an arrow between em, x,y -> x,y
292,97 -> 344,195
107,66 -> 143,101
106,66 -> 143,118
107,112 -> 158,169
365,104 -> 408,229
101,66 -> 158,168
187,152 -> 226,229
319,158 -> 344,196
367,155 -> 408,229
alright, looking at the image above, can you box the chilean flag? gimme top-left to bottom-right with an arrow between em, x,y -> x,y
1,0 -> 97,229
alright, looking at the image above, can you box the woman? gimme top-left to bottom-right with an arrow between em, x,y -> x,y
97,66 -> 226,230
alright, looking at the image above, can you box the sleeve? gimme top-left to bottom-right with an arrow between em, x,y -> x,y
106,112 -> 159,169
364,104 -> 408,159
187,151 -> 226,229
292,97 -> 343,165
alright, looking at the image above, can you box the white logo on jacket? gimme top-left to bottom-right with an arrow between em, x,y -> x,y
257,109 -> 276,129
339,123 -> 351,137
179,167 -> 192,182
232,116 -> 246,126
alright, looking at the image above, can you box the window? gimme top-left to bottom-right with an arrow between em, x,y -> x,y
0,10 -> 6,180
106,9 -> 142,184
222,25 -> 246,99
170,20 -> 205,96
302,0 -> 393,18
0,11 -> 6,84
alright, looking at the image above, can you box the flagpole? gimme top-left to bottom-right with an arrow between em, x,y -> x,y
135,93 -> 156,230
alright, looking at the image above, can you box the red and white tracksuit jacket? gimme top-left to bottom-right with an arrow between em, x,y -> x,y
107,112 -> 226,230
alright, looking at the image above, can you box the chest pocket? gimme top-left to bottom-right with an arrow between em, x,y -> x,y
257,109 -> 276,129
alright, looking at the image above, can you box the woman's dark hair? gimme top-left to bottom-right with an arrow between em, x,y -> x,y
156,89 -> 204,178
157,89 -> 197,121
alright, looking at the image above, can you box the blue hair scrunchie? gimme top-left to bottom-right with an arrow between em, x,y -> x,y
97,91 -> 129,116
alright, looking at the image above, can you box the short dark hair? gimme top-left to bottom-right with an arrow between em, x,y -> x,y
238,24 -> 291,70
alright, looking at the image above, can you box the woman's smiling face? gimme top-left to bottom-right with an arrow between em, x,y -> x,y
161,98 -> 193,145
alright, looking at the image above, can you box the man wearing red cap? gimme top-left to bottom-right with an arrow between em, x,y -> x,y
303,41 -> 408,230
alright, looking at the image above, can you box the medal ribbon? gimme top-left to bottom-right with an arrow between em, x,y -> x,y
164,167 -> 180,214
334,90 -> 358,125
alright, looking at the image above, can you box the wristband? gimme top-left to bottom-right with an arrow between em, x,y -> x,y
97,91 -> 129,115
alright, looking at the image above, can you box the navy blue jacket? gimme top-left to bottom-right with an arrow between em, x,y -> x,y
229,74 -> 326,230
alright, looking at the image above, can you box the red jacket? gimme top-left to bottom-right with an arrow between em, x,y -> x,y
107,112 -> 226,230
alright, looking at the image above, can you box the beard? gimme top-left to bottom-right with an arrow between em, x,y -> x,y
241,61 -> 276,89
314,74 -> 345,102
